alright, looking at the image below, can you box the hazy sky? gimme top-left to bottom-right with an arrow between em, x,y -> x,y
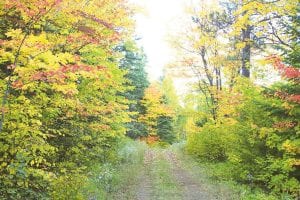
130,0 -> 279,91
132,0 -> 186,81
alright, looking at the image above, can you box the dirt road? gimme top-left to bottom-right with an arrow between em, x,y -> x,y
130,149 -> 234,200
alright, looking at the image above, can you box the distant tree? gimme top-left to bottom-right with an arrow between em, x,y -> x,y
157,116 -> 176,144
139,83 -> 174,142
117,41 -> 149,138
160,75 -> 181,142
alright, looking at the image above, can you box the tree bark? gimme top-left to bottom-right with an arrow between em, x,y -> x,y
241,25 -> 251,78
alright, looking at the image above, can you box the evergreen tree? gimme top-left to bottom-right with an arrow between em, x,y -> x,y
118,41 -> 149,138
157,116 -> 176,144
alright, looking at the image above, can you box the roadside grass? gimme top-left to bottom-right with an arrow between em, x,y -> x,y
170,142 -> 295,200
80,139 -> 147,200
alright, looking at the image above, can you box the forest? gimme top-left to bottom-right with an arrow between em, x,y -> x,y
0,0 -> 299,199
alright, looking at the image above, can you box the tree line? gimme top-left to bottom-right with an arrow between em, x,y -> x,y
0,0 -> 180,198
170,0 -> 299,198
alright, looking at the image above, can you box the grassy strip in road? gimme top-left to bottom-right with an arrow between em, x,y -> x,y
146,149 -> 183,200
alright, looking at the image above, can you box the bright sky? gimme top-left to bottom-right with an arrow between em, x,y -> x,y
130,0 -> 280,93
132,0 -> 186,81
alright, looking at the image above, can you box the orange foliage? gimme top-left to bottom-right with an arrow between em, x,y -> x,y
267,55 -> 300,80
139,135 -> 160,145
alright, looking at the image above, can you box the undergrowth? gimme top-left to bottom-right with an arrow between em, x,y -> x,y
171,142 -> 296,200
52,139 -> 147,200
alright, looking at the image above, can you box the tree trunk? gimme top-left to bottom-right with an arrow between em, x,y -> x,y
241,25 -> 251,78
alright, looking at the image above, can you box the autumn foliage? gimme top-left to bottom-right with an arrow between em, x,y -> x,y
177,0 -> 299,198
267,55 -> 300,81
0,0 -> 299,199
0,0 -> 134,198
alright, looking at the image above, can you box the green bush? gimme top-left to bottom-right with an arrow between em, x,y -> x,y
186,123 -> 236,162
51,174 -> 87,200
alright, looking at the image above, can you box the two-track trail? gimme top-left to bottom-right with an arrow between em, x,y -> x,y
115,147 -> 236,200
